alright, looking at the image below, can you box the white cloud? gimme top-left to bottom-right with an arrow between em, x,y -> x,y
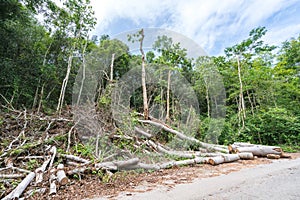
90,0 -> 300,55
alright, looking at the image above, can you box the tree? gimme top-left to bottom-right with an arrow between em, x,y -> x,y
55,0 -> 96,114
153,35 -> 190,121
128,29 -> 149,119
224,27 -> 275,130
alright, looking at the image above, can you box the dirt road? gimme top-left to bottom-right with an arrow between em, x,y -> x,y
94,157 -> 300,200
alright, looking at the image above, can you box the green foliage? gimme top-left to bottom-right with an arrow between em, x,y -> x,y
241,108 -> 300,145
73,143 -> 94,160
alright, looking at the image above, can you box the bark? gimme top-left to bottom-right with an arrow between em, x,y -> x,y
208,154 -> 240,165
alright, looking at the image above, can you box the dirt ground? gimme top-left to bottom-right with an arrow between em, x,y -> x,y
28,153 -> 300,200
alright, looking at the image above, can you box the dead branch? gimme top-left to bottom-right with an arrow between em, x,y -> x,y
0,174 -> 26,179
2,171 -> 35,200
61,154 -> 90,164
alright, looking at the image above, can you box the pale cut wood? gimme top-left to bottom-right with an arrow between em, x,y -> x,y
208,154 -> 240,165
57,164 -> 68,185
238,152 -> 254,160
267,154 -> 280,159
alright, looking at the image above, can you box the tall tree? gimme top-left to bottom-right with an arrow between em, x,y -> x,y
224,27 -> 275,130
128,29 -> 149,119
55,0 -> 96,114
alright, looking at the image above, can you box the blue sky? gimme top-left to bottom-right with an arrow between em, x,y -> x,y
90,0 -> 300,56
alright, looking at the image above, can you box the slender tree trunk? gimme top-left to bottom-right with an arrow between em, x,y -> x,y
37,83 -> 45,113
236,55 -> 246,128
166,70 -> 171,121
204,79 -> 210,117
110,53 -> 115,82
57,52 -> 74,114
77,39 -> 88,105
32,79 -> 40,110
246,90 -> 254,116
140,29 -> 149,120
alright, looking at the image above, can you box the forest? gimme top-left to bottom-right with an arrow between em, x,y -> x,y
0,0 -> 299,199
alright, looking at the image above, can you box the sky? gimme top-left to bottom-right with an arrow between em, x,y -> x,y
89,0 -> 300,56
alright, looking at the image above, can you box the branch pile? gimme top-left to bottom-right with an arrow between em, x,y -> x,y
0,108 -> 292,199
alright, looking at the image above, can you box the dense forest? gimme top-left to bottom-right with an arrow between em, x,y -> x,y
1,0 -> 299,147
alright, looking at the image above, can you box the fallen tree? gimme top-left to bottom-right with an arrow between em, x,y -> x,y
0,108 -> 293,199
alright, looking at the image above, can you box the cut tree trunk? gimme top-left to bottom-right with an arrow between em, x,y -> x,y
238,152 -> 254,160
208,154 -> 240,165
229,145 -> 283,157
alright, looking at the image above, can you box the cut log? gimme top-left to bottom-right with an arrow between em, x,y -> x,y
208,154 -> 240,165
238,152 -> 254,160
234,145 -> 282,157
267,154 -> 281,159
57,164 -> 68,185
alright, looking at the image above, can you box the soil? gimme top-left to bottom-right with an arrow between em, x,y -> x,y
28,153 -> 300,200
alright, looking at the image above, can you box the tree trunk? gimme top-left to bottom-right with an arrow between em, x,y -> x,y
208,154 -> 240,165
236,55 -> 246,128
140,29 -> 149,120
230,145 -> 283,157
110,53 -> 115,82
57,51 -> 74,114
76,39 -> 88,105
166,70 -> 171,121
